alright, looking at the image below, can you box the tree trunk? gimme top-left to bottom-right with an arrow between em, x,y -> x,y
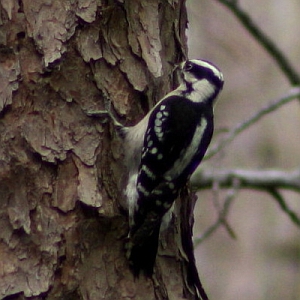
0,1 -> 207,299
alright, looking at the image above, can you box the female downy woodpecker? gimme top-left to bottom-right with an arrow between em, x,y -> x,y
123,59 -> 224,277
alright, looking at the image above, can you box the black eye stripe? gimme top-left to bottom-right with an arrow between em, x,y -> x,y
184,61 -> 224,89
185,63 -> 193,70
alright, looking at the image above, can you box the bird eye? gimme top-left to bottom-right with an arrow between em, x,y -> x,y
184,62 -> 193,71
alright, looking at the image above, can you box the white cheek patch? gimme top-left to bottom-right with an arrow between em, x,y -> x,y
187,79 -> 216,103
183,71 -> 198,83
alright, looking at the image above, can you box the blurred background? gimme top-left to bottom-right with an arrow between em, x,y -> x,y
186,1 -> 300,299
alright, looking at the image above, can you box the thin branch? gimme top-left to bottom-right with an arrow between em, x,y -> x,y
194,179 -> 239,246
191,168 -> 300,192
210,180 -> 237,240
205,87 -> 300,159
192,169 -> 300,243
215,0 -> 300,85
194,217 -> 221,247
268,189 -> 300,227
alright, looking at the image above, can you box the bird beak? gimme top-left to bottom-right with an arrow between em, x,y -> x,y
167,61 -> 180,72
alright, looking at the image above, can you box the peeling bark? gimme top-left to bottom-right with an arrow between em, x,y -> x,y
0,0 -> 206,299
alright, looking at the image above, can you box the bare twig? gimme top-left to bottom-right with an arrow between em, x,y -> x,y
215,0 -> 300,85
194,179 -> 240,246
193,169 -> 300,244
268,189 -> 300,227
191,168 -> 300,192
205,87 -> 300,159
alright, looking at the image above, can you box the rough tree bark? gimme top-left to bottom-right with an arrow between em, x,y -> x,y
0,1 -> 207,299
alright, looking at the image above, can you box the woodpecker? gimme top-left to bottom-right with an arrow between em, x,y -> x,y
122,59 -> 224,278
